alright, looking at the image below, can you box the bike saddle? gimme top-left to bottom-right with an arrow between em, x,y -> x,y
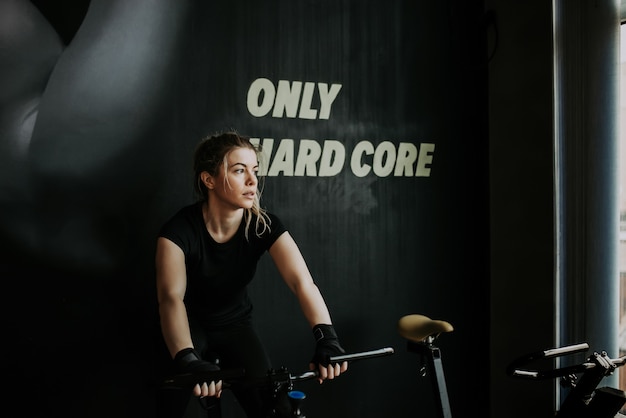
397,314 -> 454,342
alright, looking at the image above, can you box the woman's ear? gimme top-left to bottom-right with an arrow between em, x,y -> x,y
200,171 -> 214,189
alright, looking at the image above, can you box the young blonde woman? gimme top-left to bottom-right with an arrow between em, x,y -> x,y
155,131 -> 347,417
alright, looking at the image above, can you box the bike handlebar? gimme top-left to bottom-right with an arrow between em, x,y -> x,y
288,346 -> 396,382
162,346 -> 395,389
161,367 -> 246,389
328,346 -> 395,364
507,342 -> 626,380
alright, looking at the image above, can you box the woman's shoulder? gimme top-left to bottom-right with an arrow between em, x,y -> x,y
170,201 -> 202,219
260,210 -> 287,240
160,201 -> 203,233
264,210 -> 281,223
256,210 -> 284,229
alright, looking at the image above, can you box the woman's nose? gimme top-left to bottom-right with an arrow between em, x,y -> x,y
247,172 -> 258,185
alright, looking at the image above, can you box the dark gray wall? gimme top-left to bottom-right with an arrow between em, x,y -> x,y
0,1 -> 489,418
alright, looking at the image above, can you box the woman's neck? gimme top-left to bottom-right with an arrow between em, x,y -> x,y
202,201 -> 243,243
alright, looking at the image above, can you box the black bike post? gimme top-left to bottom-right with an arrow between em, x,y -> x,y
406,339 -> 453,418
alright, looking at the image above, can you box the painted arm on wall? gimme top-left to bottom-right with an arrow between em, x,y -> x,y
0,0 -> 191,273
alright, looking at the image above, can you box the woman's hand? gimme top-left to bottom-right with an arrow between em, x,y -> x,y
175,348 -> 223,398
311,360 -> 349,384
309,324 -> 349,383
193,380 -> 223,398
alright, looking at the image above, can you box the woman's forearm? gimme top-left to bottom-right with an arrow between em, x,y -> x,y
295,280 -> 333,327
158,297 -> 194,358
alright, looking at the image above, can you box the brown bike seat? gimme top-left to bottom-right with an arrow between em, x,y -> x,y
397,314 -> 454,343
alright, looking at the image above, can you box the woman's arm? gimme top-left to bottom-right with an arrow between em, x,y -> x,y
156,236 -> 221,397
155,236 -> 194,358
269,232 -> 332,326
269,232 -> 348,381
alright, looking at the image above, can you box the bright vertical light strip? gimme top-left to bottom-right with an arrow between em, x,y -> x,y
552,1 -> 562,410
617,23 -> 626,398
616,19 -> 626,404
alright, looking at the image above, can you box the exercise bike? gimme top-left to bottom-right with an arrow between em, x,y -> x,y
161,346 -> 395,417
162,313 -> 455,417
507,341 -> 626,418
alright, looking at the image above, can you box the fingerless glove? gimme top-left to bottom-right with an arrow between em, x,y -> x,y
310,324 -> 346,367
174,347 -> 220,376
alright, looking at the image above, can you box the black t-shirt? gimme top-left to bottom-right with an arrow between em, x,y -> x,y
158,201 -> 286,327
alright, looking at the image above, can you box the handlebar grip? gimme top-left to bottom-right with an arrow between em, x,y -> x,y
329,347 -> 395,363
162,368 -> 246,388
506,343 -> 590,379
290,347 -> 396,382
543,343 -> 590,358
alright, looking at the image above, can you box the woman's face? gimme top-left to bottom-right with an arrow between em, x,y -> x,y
210,147 -> 259,210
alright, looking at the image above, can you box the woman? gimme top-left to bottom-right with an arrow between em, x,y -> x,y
155,131 -> 348,417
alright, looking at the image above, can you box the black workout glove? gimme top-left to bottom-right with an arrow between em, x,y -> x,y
174,347 -> 220,378
310,324 -> 346,367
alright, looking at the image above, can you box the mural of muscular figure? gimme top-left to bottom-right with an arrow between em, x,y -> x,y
0,0 -> 193,273
0,1 -> 194,416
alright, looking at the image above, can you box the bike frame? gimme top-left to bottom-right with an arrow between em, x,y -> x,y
507,342 -> 626,418
406,337 -> 453,418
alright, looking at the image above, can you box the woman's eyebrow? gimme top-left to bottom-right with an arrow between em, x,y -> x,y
232,162 -> 259,169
